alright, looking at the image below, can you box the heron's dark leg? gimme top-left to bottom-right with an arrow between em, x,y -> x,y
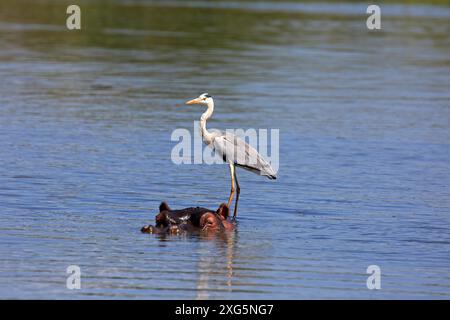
227,163 -> 235,208
233,169 -> 240,220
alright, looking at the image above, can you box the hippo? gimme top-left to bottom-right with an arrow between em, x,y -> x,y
141,202 -> 235,235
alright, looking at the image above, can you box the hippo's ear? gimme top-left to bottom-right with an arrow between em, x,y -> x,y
216,203 -> 229,220
159,202 -> 170,212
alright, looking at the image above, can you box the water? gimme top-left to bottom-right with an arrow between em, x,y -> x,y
0,0 -> 449,299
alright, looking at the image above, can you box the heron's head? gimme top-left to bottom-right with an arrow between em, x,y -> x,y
185,93 -> 213,106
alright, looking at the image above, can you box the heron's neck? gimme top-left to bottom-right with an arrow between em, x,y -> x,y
200,100 -> 214,144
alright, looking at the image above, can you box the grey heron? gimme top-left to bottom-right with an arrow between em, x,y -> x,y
185,93 -> 276,219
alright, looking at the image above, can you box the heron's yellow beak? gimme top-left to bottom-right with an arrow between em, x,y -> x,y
186,98 -> 201,105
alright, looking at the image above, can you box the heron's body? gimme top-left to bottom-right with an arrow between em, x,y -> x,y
186,93 -> 277,218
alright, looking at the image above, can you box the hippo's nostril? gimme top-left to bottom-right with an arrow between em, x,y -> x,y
141,225 -> 156,234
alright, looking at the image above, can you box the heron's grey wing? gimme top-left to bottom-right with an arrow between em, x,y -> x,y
211,133 -> 229,163
214,133 -> 277,179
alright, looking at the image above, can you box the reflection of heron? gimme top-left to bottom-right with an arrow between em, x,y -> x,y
186,93 -> 277,218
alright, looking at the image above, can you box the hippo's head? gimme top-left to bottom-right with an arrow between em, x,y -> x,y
141,202 -> 235,235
